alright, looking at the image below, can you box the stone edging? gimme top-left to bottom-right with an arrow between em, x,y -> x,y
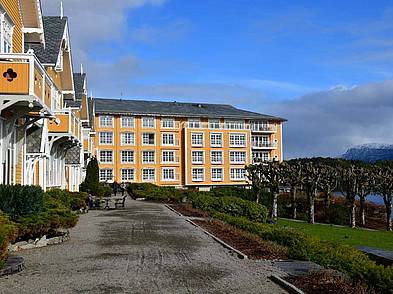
8,231 -> 70,252
269,275 -> 305,294
0,255 -> 25,277
164,204 -> 183,217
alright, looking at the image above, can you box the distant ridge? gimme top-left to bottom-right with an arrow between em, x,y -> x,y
342,143 -> 393,162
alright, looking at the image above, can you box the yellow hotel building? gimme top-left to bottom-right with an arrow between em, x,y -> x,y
93,99 -> 286,188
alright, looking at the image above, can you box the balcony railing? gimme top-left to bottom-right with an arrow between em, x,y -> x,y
251,142 -> 277,148
48,109 -> 82,141
250,125 -> 276,132
0,52 -> 61,111
184,122 -> 251,130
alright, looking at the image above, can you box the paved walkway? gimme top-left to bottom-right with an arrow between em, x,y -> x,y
0,201 -> 286,294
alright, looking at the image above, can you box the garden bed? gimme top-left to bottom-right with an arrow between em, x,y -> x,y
169,203 -> 209,218
193,219 -> 288,260
285,271 -> 367,294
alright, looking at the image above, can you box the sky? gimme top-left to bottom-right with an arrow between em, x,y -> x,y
41,0 -> 393,159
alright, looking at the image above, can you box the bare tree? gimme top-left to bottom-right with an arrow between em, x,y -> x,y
339,164 -> 359,228
282,162 -> 304,219
302,162 -> 322,224
374,164 -> 393,231
356,165 -> 373,227
319,165 -> 338,222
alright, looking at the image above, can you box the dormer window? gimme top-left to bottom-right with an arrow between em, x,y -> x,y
0,12 -> 14,53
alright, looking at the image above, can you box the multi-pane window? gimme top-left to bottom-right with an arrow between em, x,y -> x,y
121,116 -> 134,128
142,117 -> 155,128
99,132 -> 113,145
210,151 -> 223,164
99,150 -> 113,163
142,133 -> 155,145
230,151 -> 247,163
225,120 -> 245,130
121,132 -> 135,145
162,151 -> 175,163
1,15 -> 13,53
142,151 -> 155,163
210,133 -> 222,147
191,151 -> 204,164
161,118 -> 175,128
192,168 -> 204,182
230,168 -> 246,180
162,168 -> 176,181
211,168 -> 223,181
142,168 -> 155,181
162,133 -> 175,145
251,120 -> 269,132
99,115 -> 113,127
188,119 -> 201,128
121,169 -> 134,181
99,169 -> 113,182
229,134 -> 246,147
253,151 -> 269,163
209,119 -> 220,129
121,150 -> 134,163
191,132 -> 204,146
252,136 -> 270,147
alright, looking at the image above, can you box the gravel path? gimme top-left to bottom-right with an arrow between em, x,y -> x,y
0,200 -> 286,294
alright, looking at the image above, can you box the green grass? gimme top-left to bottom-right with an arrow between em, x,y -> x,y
278,218 -> 393,251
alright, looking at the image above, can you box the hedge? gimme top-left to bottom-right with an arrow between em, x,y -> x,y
212,212 -> 393,293
45,189 -> 89,211
0,185 -> 43,217
192,195 -> 268,223
0,212 -> 17,267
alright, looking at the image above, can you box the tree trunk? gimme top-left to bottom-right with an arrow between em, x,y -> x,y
350,200 -> 356,228
385,194 -> 392,231
324,191 -> 330,223
291,187 -> 297,219
360,195 -> 366,227
307,191 -> 315,224
271,192 -> 278,224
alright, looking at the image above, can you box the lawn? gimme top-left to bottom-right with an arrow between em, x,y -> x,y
278,218 -> 393,251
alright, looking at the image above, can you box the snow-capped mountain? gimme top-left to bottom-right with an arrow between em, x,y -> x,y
342,143 -> 393,162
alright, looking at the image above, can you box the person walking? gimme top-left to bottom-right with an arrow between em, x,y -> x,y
120,182 -> 126,196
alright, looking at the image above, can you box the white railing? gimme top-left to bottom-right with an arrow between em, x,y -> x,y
184,122 -> 251,130
251,142 -> 277,148
250,125 -> 276,132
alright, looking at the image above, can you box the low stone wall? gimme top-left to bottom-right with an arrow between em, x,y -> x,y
8,231 -> 70,252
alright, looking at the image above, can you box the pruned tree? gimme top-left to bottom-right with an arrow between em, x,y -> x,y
356,165 -> 374,227
374,163 -> 393,231
318,165 -> 338,222
339,164 -> 359,228
302,162 -> 323,224
282,162 -> 305,219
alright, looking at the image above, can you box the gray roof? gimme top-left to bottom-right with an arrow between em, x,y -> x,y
25,16 -> 67,64
93,98 -> 286,121
73,73 -> 86,101
64,100 -> 81,108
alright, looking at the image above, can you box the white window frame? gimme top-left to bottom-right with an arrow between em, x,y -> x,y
209,119 -> 220,129
99,169 -> 113,182
188,118 -> 201,128
161,133 -> 175,146
0,13 -> 14,54
162,168 -> 176,181
230,168 -> 246,181
253,151 -> 270,163
162,150 -> 176,163
99,150 -> 113,164
142,150 -> 156,164
225,120 -> 245,130
142,117 -> 155,128
121,132 -> 135,146
210,151 -> 223,164
230,151 -> 247,164
99,115 -> 113,128
142,168 -> 156,181
211,168 -> 224,182
229,133 -> 246,147
161,118 -> 175,128
210,133 -> 223,147
191,132 -> 204,147
99,131 -> 113,145
191,150 -> 204,164
192,168 -> 205,182
121,150 -> 135,164
142,133 -> 155,146
121,116 -> 135,128
121,169 -> 135,182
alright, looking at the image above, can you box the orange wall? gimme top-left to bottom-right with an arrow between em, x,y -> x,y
0,62 -> 29,94
0,0 -> 23,53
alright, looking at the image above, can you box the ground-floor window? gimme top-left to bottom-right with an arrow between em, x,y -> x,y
121,169 -> 134,181
162,168 -> 176,181
100,169 -> 113,182
252,151 -> 269,163
142,168 -> 155,181
192,168 -> 204,182
211,168 -> 223,181
230,168 -> 246,181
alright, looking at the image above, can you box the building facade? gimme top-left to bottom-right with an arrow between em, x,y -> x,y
93,99 -> 285,188
0,0 -> 94,191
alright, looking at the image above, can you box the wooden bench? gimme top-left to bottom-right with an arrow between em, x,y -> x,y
114,196 -> 127,209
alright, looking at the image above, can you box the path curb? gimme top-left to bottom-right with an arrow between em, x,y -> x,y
186,218 -> 248,260
164,204 -> 183,217
269,275 -> 305,294
0,255 -> 25,277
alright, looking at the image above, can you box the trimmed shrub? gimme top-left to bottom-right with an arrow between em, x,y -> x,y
212,212 -> 393,293
0,212 -> 17,267
192,195 -> 268,223
0,185 -> 43,218
207,186 -> 257,201
45,189 -> 89,211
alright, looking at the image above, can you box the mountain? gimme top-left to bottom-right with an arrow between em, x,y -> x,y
342,143 -> 393,162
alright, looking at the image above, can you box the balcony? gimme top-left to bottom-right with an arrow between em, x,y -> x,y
48,109 -> 82,142
250,125 -> 276,133
251,142 -> 277,149
184,122 -> 251,130
0,52 -> 60,114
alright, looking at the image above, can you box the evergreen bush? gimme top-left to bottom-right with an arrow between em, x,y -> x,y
0,185 -> 43,217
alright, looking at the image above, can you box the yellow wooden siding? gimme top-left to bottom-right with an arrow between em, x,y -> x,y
48,114 -> 69,133
0,62 -> 29,94
15,149 -> 23,184
0,0 -> 23,53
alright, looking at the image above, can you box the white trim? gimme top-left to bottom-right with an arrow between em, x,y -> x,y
161,167 -> 177,181
141,150 -> 156,164
120,150 -> 135,164
191,150 -> 204,164
191,167 -> 205,182
191,132 -> 204,147
142,168 -> 156,182
141,116 -> 156,128
161,150 -> 177,164
161,132 -> 175,146
98,149 -> 113,164
211,167 -> 224,182
210,150 -> 224,165
120,132 -> 135,146
141,132 -> 156,146
210,132 -> 223,147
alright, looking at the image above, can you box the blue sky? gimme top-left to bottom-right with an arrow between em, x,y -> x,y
43,0 -> 393,158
